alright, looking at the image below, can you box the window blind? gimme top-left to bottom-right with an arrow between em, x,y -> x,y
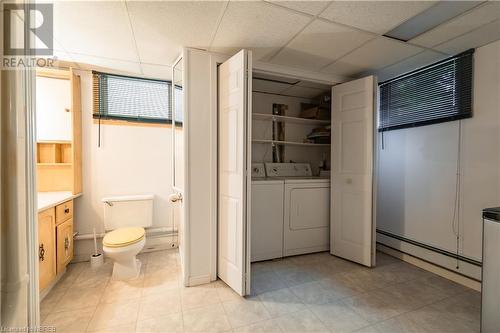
379,49 -> 473,132
93,71 -> 172,123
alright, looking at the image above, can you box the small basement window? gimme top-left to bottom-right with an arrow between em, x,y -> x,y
379,49 -> 473,132
93,71 -> 180,124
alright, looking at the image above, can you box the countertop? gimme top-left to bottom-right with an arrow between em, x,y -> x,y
38,191 -> 81,212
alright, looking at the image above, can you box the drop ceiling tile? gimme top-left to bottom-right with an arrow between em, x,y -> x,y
141,63 -> 172,81
434,19 -> 500,55
210,1 -> 311,61
320,1 -> 437,34
127,1 -> 226,65
266,1 -> 331,16
53,2 -> 138,62
321,60 -> 365,77
373,50 -> 448,82
280,85 -> 324,98
54,50 -> 142,75
411,2 -> 500,48
253,79 -> 292,94
271,19 -> 374,71
328,37 -> 424,73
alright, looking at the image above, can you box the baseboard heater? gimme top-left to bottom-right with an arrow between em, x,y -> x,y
376,229 -> 482,281
74,227 -> 177,241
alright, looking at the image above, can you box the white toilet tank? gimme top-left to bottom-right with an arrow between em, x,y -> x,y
102,194 -> 154,230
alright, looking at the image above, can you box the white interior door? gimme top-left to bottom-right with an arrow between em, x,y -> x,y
218,50 -> 252,296
331,75 -> 375,267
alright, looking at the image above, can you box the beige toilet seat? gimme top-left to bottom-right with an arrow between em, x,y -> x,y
103,227 -> 145,248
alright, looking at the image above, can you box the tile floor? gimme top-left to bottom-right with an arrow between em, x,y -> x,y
41,249 -> 480,333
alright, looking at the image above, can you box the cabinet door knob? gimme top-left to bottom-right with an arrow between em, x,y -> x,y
39,244 -> 45,261
64,237 -> 70,250
64,208 -> 70,214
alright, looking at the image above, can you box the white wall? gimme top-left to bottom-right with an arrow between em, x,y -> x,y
74,70 -> 174,251
377,41 -> 500,267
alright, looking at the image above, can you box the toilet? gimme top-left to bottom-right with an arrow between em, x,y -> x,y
102,194 -> 153,280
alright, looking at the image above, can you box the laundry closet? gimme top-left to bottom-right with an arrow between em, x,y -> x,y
250,73 -> 332,262
180,48 -> 376,296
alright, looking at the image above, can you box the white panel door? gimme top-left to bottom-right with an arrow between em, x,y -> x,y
331,76 -> 375,267
218,50 -> 252,296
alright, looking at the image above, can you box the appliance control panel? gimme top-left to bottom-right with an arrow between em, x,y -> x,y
251,163 -> 266,178
265,163 -> 312,177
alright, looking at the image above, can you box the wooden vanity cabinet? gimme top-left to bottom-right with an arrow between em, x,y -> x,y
38,199 -> 75,291
38,208 -> 56,290
56,218 -> 74,273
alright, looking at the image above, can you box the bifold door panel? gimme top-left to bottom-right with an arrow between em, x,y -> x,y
331,75 -> 375,267
217,49 -> 252,296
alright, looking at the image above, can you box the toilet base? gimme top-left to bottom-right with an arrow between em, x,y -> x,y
111,257 -> 142,280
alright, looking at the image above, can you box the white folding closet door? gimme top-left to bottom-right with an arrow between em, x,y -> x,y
330,75 -> 375,267
217,50 -> 252,296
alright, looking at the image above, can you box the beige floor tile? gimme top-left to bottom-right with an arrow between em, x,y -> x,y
373,314 -> 430,333
182,303 -> 231,333
54,285 -> 104,312
275,309 -> 329,333
258,288 -> 306,317
142,274 -> 180,296
251,261 -> 275,275
74,266 -> 111,289
317,275 -> 365,300
343,292 -> 401,324
289,281 -> 343,305
429,291 -> 480,332
282,269 -> 321,287
144,262 -> 179,278
40,284 -> 68,317
309,300 -> 370,332
101,278 -> 144,304
222,297 -> 270,328
374,252 -> 400,267
147,250 -> 179,267
42,306 -> 95,333
214,280 -> 242,302
233,319 -> 283,333
136,312 -> 183,333
353,325 -> 381,333
421,275 -> 471,297
251,271 -> 287,295
181,283 -> 221,310
89,323 -> 137,333
87,299 -> 140,331
371,262 -> 432,285
57,262 -> 86,289
138,288 -> 182,321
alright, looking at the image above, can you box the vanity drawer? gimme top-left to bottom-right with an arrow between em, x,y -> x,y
55,200 -> 73,224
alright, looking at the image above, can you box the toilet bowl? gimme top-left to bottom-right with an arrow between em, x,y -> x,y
103,227 -> 146,280
101,194 -> 153,281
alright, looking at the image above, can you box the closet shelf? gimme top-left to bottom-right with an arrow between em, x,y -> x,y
253,113 -> 330,126
252,139 -> 330,147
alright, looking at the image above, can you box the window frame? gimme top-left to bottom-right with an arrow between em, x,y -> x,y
378,48 -> 474,132
92,71 -> 182,126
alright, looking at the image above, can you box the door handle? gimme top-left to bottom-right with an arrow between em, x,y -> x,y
39,244 -> 45,261
169,193 -> 183,203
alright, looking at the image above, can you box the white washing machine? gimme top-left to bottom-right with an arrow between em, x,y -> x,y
251,163 -> 284,262
266,163 -> 330,257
